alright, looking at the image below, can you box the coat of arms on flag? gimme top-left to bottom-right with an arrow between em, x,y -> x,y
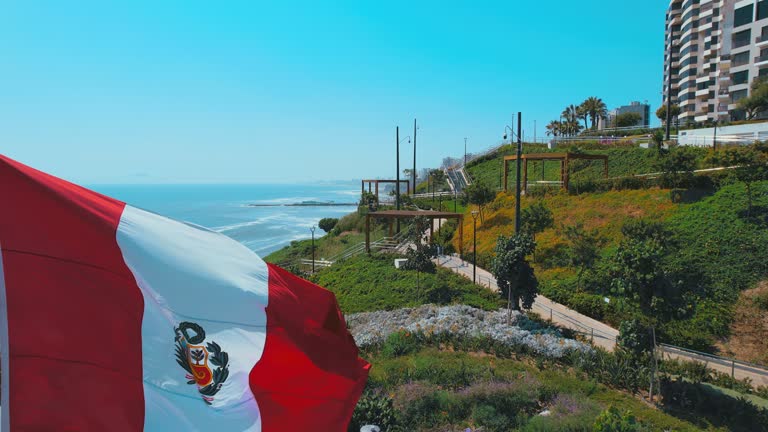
174,322 -> 230,405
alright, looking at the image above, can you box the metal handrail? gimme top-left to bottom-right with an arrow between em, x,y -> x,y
658,343 -> 768,374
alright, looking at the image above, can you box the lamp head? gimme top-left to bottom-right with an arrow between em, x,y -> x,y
310,225 -> 316,233
503,133 -> 507,140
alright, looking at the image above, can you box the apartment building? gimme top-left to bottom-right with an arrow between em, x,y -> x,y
663,0 -> 768,124
599,101 -> 652,129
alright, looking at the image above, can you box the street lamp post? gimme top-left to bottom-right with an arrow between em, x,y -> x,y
413,119 -> 417,195
464,137 -> 468,166
503,113 -> 523,234
310,225 -> 316,273
396,127 -> 411,233
713,120 -> 718,150
471,210 -> 479,284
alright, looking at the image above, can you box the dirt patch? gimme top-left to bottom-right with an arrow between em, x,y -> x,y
716,281 -> 768,366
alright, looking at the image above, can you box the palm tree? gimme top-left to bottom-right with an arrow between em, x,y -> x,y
545,120 -> 562,137
583,97 -> 608,130
577,102 -> 590,131
561,105 -> 581,137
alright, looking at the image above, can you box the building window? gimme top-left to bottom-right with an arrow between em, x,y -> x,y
734,4 -> 754,27
760,68 -> 768,77
759,0 -> 768,21
731,89 -> 748,103
732,70 -> 749,85
732,29 -> 752,48
733,51 -> 750,67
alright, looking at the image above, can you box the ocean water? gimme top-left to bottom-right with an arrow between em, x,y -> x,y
90,183 -> 360,257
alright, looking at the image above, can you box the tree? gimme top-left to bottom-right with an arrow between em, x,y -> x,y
615,112 -> 642,128
463,182 -> 496,222
737,78 -> 768,120
581,97 -> 608,130
577,102 -> 590,131
318,218 -> 338,233
655,104 -> 681,123
520,201 -> 554,261
429,169 -> 446,197
653,146 -> 699,193
561,105 -> 583,136
490,233 -> 538,311
617,319 -> 653,359
709,144 -> 768,216
400,216 -> 437,291
607,220 -> 672,314
563,223 -> 601,289
545,120 -> 563,137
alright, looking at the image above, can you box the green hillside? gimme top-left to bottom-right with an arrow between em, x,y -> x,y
455,143 -> 768,352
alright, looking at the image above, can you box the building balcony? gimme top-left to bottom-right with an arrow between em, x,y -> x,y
757,35 -> 768,46
718,89 -> 729,98
756,54 -> 768,66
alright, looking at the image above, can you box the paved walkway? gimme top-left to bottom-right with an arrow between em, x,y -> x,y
436,254 -> 618,351
435,254 -> 768,386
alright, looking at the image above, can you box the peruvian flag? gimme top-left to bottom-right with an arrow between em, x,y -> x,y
0,155 -> 369,431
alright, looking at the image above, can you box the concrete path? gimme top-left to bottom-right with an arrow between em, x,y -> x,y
436,254 -> 619,351
435,254 -> 768,386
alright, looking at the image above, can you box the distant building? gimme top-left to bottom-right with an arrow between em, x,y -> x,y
599,101 -> 651,129
663,0 -> 768,124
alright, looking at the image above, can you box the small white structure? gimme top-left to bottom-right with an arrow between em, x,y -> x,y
678,122 -> 768,147
394,258 -> 408,269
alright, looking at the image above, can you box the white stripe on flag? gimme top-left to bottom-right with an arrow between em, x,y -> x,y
116,206 -> 269,431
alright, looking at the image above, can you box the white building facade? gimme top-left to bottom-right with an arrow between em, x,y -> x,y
663,0 -> 768,124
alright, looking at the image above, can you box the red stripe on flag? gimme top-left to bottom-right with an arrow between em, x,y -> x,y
250,264 -> 369,431
0,156 -> 145,431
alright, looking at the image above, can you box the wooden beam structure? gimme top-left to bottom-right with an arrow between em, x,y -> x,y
503,152 -> 608,193
365,210 -> 464,255
361,179 -> 411,203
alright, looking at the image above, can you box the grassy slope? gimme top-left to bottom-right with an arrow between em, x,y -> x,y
465,146 -> 671,190
454,187 -> 676,263
455,144 -> 768,350
309,254 -> 502,314
364,348 -> 706,431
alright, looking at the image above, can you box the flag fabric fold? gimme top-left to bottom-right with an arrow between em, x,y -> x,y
0,155 -> 369,431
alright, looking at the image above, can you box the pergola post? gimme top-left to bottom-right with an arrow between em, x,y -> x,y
522,158 -> 529,195
375,182 -> 379,198
564,154 -> 571,190
361,180 -> 365,196
503,159 -> 509,192
365,214 -> 371,254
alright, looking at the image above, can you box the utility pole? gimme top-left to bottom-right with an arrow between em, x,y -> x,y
396,126 -> 401,233
464,137 -> 467,166
413,119 -> 417,195
515,112 -> 522,234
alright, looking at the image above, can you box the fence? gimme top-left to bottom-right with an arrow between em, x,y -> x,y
658,343 -> 768,381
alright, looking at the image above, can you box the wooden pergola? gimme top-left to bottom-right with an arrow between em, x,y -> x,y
503,152 -> 609,193
365,210 -> 464,254
361,179 -> 411,201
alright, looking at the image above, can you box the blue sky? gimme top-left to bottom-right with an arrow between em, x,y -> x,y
0,1 -> 668,184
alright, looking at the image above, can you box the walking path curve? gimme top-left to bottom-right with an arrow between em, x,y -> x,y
435,254 -> 768,386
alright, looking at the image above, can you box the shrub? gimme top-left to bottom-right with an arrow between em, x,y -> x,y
381,330 -> 422,358
617,319 -> 653,359
318,217 -> 338,233
348,389 -> 399,432
592,406 -> 645,432
660,377 -> 768,431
